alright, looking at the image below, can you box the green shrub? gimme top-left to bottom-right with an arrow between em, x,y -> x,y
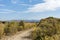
31,17 -> 60,40
4,21 -> 18,35
17,26 -> 23,31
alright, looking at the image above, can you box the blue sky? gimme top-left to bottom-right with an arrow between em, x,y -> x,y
0,0 -> 60,20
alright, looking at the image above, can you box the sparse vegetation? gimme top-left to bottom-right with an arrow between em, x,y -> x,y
0,23 -> 5,39
31,17 -> 60,40
0,20 -> 35,39
0,17 -> 60,40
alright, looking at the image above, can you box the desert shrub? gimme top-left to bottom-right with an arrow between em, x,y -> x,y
19,21 -> 24,27
31,27 -> 43,40
4,26 -> 11,35
0,23 -> 5,39
16,21 -> 25,31
4,21 -> 18,35
8,21 -> 18,34
17,26 -> 23,31
24,22 -> 36,29
31,17 -> 60,40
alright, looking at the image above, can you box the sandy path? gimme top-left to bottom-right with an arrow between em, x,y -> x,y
1,29 -> 33,40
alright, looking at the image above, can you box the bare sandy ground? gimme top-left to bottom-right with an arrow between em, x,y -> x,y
1,29 -> 33,40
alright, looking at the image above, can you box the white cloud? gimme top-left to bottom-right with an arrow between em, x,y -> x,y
0,9 -> 25,14
18,1 -> 32,6
29,0 -> 32,3
19,3 -> 32,6
0,9 -> 16,14
11,0 -> 18,4
20,4 -> 28,5
0,4 -> 5,6
26,0 -> 60,12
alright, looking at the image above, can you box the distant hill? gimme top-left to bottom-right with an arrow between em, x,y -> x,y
23,20 -> 40,23
0,20 -> 40,24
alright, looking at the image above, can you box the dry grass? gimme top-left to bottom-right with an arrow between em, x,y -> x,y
0,23 -> 5,39
24,22 -> 36,29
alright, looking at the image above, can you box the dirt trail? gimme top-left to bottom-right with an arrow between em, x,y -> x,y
1,29 -> 33,40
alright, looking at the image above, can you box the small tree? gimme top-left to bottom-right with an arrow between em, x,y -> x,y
19,21 -> 24,29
